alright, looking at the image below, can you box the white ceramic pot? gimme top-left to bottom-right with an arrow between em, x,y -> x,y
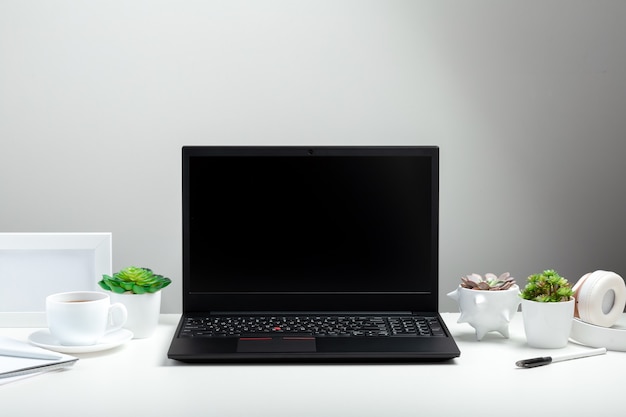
521,297 -> 575,348
447,285 -> 521,340
109,291 -> 162,339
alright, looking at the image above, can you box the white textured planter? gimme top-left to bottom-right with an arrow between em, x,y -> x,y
521,297 -> 575,348
447,285 -> 521,340
110,291 -> 162,339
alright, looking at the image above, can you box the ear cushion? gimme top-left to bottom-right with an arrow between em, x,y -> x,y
573,270 -> 626,328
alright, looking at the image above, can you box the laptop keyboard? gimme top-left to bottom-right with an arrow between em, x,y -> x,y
180,315 -> 446,338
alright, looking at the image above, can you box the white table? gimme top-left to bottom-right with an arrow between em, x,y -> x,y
0,313 -> 622,417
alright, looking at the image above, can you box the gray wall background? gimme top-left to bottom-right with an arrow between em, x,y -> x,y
2,1 -> 626,313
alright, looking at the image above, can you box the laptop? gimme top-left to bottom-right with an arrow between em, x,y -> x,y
167,146 -> 460,362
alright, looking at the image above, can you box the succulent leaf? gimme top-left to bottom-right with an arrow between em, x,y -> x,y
98,280 -> 112,292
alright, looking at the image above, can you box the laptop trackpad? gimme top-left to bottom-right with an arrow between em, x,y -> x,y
237,337 -> 316,353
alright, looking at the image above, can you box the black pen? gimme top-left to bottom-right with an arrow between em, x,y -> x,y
515,347 -> 607,368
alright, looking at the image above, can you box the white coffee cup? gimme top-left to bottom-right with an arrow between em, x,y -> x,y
46,291 -> 128,346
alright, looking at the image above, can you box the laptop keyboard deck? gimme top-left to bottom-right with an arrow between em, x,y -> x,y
180,315 -> 446,338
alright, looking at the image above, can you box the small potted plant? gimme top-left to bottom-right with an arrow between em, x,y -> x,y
98,266 -> 172,338
448,272 -> 521,340
520,269 -> 575,348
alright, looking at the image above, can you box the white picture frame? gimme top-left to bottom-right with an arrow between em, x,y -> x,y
0,233 -> 112,319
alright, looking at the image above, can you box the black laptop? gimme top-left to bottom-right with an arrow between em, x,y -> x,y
167,146 -> 460,362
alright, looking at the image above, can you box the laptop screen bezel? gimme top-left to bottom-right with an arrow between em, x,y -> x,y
181,146 -> 439,313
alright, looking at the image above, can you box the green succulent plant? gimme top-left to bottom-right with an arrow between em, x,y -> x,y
520,269 -> 573,302
98,266 -> 171,295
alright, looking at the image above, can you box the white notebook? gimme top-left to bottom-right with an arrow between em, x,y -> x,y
0,336 -> 78,384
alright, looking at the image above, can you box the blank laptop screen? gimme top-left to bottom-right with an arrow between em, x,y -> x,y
184,147 -> 437,297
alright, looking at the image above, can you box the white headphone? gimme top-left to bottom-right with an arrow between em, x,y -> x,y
573,270 -> 626,328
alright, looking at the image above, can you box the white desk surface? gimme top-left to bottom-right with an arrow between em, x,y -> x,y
0,313 -> 622,417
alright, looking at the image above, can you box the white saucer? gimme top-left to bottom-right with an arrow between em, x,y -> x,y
28,329 -> 133,353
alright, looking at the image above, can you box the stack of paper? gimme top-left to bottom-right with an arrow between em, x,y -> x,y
0,335 -> 78,385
